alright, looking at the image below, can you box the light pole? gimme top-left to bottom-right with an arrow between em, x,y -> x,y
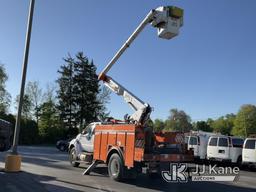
5,0 -> 35,172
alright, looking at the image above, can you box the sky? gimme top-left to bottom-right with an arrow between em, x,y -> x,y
0,0 -> 256,121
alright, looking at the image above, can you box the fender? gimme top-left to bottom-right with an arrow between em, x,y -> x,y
106,146 -> 124,164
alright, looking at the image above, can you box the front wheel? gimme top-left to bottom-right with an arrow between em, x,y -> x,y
108,153 -> 124,181
69,148 -> 80,167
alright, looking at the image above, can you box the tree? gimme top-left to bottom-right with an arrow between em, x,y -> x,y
165,108 -> 192,131
57,52 -> 110,132
15,94 -> 33,119
233,105 -> 256,137
19,118 -> 38,144
97,86 -> 111,121
206,118 -> 214,128
211,114 -> 235,135
146,118 -> 154,127
72,52 -> 101,130
193,121 -> 213,132
153,119 -> 165,132
26,81 -> 42,124
57,55 -> 76,130
38,85 -> 63,143
0,64 -> 11,113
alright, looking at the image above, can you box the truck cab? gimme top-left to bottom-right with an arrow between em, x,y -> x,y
69,122 -> 101,154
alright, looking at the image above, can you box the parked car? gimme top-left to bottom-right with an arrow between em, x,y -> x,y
56,139 -> 71,152
242,138 -> 256,168
185,130 -> 218,160
207,136 -> 244,165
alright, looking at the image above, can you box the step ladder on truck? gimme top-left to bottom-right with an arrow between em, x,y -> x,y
68,6 -> 194,181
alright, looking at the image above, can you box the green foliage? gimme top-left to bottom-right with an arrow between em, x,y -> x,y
20,118 -> 39,144
0,64 -> 11,113
145,119 -> 154,129
97,86 -> 111,121
164,108 -> 192,131
57,54 -> 75,130
193,121 -> 213,132
57,52 -> 110,132
15,94 -> 33,119
153,119 -> 165,132
211,114 -> 235,135
0,53 -> 112,145
38,98 -> 63,143
73,52 -> 100,129
233,104 -> 256,137
26,81 -> 42,124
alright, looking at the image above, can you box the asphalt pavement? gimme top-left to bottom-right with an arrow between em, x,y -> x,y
0,146 -> 256,192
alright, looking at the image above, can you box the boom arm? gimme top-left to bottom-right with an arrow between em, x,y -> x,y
98,6 -> 183,125
101,75 -> 152,124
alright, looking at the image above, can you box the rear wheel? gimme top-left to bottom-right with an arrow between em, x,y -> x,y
108,153 -> 124,181
237,156 -> 242,168
0,140 -> 5,152
148,172 -> 160,179
69,147 -> 80,167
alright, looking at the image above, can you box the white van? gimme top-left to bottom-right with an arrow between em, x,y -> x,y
185,131 -> 217,160
242,138 -> 256,167
207,136 -> 244,164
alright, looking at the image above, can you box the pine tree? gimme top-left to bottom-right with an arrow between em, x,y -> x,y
57,52 -> 110,132
73,52 -> 100,130
57,55 -> 76,130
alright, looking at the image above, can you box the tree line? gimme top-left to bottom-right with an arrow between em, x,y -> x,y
1,51 -> 256,145
0,52 -> 110,144
150,105 -> 256,137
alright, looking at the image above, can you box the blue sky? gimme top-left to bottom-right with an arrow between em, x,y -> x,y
0,0 -> 256,121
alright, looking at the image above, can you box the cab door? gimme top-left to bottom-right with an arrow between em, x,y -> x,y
217,137 -> 230,160
79,124 -> 95,153
188,136 -> 199,157
207,137 -> 218,159
243,139 -> 256,163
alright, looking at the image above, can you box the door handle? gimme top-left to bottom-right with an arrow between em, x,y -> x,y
218,150 -> 225,153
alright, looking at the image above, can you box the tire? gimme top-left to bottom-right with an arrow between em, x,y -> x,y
59,144 -> 66,152
237,156 -> 242,168
148,172 -> 160,179
0,141 -> 5,152
69,147 -> 80,167
108,153 -> 124,181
